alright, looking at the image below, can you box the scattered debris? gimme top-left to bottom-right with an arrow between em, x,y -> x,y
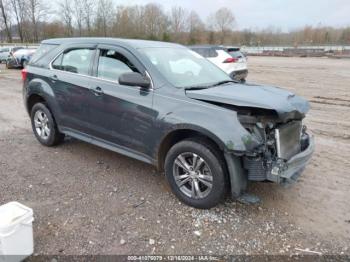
133,200 -> 146,208
193,231 -> 201,237
295,248 -> 322,255
120,239 -> 126,245
149,239 -> 155,245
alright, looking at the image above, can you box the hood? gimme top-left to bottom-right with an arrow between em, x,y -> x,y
186,83 -> 310,122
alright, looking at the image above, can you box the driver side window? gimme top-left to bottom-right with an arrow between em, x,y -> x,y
97,49 -> 138,82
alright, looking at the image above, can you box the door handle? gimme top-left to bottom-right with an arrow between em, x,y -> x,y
91,86 -> 104,96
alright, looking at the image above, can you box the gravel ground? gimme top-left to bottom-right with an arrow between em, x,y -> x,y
0,57 -> 349,256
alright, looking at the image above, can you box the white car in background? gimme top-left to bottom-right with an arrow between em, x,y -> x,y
0,46 -> 24,63
189,45 -> 248,82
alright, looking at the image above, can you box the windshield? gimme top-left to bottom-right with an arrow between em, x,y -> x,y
140,47 -> 231,88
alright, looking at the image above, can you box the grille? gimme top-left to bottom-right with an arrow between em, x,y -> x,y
275,121 -> 302,160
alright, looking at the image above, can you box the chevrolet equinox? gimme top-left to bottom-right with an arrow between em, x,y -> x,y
23,38 -> 315,209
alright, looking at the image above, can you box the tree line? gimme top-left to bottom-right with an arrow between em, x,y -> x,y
1,0 -> 349,46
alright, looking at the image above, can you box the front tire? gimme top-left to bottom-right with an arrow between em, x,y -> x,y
165,138 -> 227,209
30,103 -> 64,146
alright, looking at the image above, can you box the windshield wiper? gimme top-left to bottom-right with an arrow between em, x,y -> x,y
184,86 -> 211,90
185,80 -> 239,90
211,80 -> 238,86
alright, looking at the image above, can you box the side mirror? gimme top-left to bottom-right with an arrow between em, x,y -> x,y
119,72 -> 150,88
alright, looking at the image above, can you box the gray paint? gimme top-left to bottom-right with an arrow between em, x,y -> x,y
186,83 -> 310,122
23,38 -> 314,198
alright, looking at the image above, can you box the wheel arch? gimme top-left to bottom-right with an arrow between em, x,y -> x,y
27,93 -> 47,114
25,76 -> 59,117
156,127 -> 226,172
156,126 -> 248,199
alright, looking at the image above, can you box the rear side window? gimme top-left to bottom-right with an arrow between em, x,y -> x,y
97,49 -> 138,82
229,51 -> 244,58
52,48 -> 94,75
191,48 -> 218,58
208,48 -> 218,58
30,44 -> 57,64
12,47 -> 24,52
192,48 -> 208,57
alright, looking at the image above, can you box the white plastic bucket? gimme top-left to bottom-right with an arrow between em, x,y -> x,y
0,202 -> 34,262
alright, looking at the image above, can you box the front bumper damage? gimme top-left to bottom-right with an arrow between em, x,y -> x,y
267,134 -> 314,185
243,133 -> 314,185
225,131 -> 315,199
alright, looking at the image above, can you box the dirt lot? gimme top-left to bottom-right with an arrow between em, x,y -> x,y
0,57 -> 349,256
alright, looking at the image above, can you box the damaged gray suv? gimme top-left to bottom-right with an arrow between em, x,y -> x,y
23,38 -> 315,209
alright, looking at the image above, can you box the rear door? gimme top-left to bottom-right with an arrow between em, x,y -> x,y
49,45 -> 96,134
87,45 -> 155,158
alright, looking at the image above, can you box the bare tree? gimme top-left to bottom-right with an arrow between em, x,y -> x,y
58,0 -> 74,36
169,6 -> 187,41
143,3 -> 168,40
95,0 -> 113,36
0,0 -> 12,42
27,0 -> 46,42
42,20 -> 65,39
81,0 -> 94,36
73,0 -> 84,36
208,7 -> 235,44
113,6 -> 132,37
130,6 -> 145,37
29,2 -> 350,46
10,0 -> 27,42
187,10 -> 204,44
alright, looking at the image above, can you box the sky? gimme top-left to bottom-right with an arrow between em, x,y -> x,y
119,0 -> 350,32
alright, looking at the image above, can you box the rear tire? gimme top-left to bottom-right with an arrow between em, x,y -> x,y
165,138 -> 227,209
22,60 -> 28,68
30,103 -> 64,146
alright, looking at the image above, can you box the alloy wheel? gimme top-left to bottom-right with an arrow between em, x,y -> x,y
34,110 -> 51,140
172,152 -> 213,199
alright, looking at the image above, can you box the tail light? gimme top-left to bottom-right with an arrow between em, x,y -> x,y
223,57 -> 238,63
21,68 -> 27,82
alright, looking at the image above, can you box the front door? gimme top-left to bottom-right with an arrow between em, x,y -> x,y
87,45 -> 156,158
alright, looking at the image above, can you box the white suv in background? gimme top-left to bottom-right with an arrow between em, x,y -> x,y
0,46 -> 24,63
190,45 -> 248,82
